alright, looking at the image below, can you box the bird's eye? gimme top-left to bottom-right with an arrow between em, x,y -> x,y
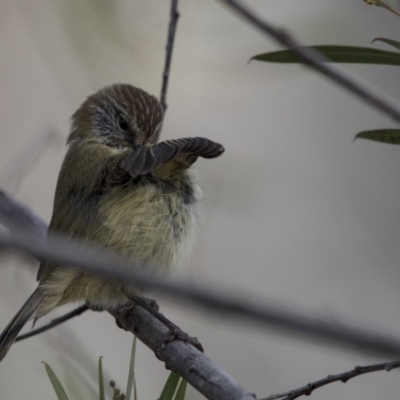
118,117 -> 129,131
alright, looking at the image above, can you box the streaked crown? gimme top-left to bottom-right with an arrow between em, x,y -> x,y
68,84 -> 163,147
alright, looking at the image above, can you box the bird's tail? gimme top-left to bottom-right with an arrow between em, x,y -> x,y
0,289 -> 43,361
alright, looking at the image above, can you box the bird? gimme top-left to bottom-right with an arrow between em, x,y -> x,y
0,83 -> 224,361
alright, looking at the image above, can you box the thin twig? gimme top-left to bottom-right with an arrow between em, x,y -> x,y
157,0 -> 180,142
262,360 -> 400,400
219,0 -> 400,123
15,304 -> 89,342
160,0 -> 179,112
2,192 -> 400,360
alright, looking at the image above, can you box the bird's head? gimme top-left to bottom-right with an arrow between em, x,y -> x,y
68,84 -> 163,149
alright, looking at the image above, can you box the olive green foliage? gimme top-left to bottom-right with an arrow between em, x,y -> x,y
43,337 -> 187,400
251,45 -> 400,65
363,0 -> 400,17
251,7 -> 400,145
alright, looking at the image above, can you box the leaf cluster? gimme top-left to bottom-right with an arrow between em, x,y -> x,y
43,336 -> 187,400
251,16 -> 400,144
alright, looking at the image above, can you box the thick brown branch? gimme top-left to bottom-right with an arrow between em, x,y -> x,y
219,0 -> 400,123
262,360 -> 400,400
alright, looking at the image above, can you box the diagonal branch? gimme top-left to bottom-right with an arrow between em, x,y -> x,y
262,360 -> 400,400
2,191 -> 400,361
218,0 -> 400,123
0,190 -> 48,239
0,190 -> 254,400
15,305 -> 89,342
110,305 -> 255,400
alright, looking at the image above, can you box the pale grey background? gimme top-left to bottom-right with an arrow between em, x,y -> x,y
1,1 -> 400,399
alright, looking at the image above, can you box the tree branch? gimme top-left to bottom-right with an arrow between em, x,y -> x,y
218,0 -> 400,123
15,305 -> 89,342
2,5 -> 399,398
0,190 -> 254,400
110,305 -> 255,400
157,0 -> 180,142
261,360 -> 400,400
2,191 -> 400,361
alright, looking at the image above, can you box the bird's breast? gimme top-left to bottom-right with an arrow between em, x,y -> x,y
96,171 -> 202,272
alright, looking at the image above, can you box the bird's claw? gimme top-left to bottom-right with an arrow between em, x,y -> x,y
157,326 -> 204,354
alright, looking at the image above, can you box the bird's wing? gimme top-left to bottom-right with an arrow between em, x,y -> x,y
120,137 -> 224,178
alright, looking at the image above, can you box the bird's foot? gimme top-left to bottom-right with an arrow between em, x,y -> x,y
154,324 -> 203,362
158,324 -> 203,353
136,296 -> 159,312
85,302 -> 105,312
128,295 -> 204,357
114,302 -> 137,330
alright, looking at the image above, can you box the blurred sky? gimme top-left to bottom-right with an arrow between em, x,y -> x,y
1,1 -> 400,399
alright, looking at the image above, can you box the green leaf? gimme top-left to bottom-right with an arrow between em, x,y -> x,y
159,372 -> 180,400
372,37 -> 400,52
98,357 -> 105,400
42,362 -> 70,400
251,46 -> 400,65
174,379 -> 187,400
133,371 -> 138,400
364,0 -> 400,17
126,336 -> 138,400
354,129 -> 400,144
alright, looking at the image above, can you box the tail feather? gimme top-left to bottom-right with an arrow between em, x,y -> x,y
0,289 -> 43,361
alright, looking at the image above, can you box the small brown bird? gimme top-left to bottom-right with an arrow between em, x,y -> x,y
0,83 -> 224,361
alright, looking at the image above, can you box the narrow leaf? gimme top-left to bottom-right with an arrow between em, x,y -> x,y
174,379 -> 187,400
98,357 -> 105,400
42,362 -> 70,400
126,336 -> 138,400
372,37 -> 400,52
133,372 -> 138,400
354,129 -> 400,144
364,0 -> 400,17
251,46 -> 400,65
159,372 -> 180,400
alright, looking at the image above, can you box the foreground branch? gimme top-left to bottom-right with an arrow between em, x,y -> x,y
262,360 -> 400,400
219,0 -> 400,123
2,190 -> 400,361
0,191 -> 48,238
0,190 -> 254,400
1,129 -> 58,194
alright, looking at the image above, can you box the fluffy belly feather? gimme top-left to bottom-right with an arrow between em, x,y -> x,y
97,172 -> 202,272
38,171 -> 202,312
